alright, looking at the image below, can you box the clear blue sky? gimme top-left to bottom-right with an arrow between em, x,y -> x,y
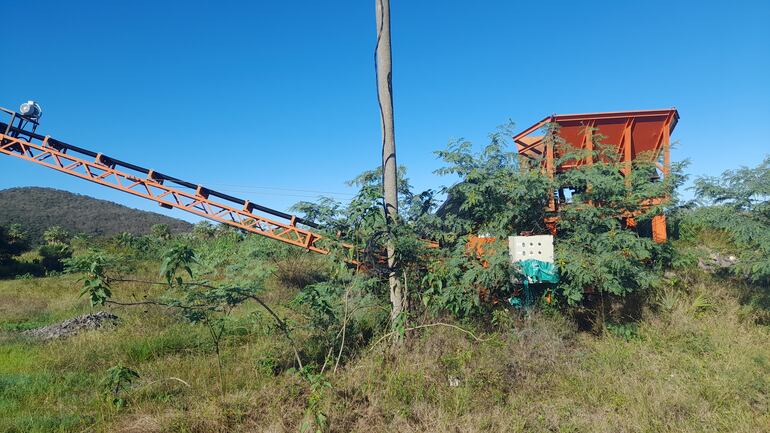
2,1 -> 768,223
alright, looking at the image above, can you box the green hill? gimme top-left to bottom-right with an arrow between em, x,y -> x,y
0,187 -> 191,243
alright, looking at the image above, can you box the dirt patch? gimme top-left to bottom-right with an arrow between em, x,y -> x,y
23,311 -> 118,340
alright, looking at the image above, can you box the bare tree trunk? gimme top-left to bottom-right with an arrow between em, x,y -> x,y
375,0 -> 405,327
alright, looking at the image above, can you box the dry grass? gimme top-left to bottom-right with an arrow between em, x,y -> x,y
1,263 -> 769,432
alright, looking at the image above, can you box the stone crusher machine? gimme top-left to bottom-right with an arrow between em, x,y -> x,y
467,109 -> 678,303
513,109 -> 679,243
1,103 -> 678,272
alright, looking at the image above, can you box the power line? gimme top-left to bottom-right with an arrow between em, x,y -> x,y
200,182 -> 357,197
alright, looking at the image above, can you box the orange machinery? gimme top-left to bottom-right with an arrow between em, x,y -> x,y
512,109 -> 679,243
0,106 -> 354,259
1,105 -> 677,261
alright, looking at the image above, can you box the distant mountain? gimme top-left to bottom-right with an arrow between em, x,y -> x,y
0,187 -> 191,243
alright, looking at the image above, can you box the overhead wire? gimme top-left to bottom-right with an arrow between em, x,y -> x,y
200,182 -> 357,197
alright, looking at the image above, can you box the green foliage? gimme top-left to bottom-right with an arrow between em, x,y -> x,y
290,123 -> 686,320
64,240 -> 287,396
693,156 -> 770,215
299,367 -> 332,433
0,224 -> 30,265
38,244 -> 73,273
0,187 -> 191,245
688,157 -> 770,284
112,232 -> 151,252
102,365 -> 139,408
551,129 -> 684,304
433,124 -> 552,240
490,308 -> 515,331
293,272 -> 388,366
6,224 -> 29,253
605,322 -> 639,341
65,250 -> 116,306
43,226 -> 71,246
421,239 -> 512,317
151,224 -> 173,241
295,283 -> 342,331
191,221 -> 217,239
423,125 -> 683,311
555,227 -> 659,303
292,166 -> 438,270
160,244 -> 196,285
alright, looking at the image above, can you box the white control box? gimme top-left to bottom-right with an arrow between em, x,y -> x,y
508,235 -> 554,264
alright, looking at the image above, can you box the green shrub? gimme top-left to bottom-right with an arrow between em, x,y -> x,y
688,156 -> 770,284
0,224 -> 31,270
38,244 -> 72,273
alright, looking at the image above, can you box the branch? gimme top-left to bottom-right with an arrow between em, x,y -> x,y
105,299 -> 215,311
138,376 -> 191,390
245,294 -> 304,371
369,322 -> 491,352
106,278 -> 306,371
334,287 -> 350,374
109,277 -> 220,291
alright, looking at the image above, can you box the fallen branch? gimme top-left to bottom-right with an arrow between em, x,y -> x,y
369,322 -> 492,352
138,376 -> 192,389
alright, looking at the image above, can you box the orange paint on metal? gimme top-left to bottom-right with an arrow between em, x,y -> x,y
0,131 -> 357,262
513,109 -> 679,243
652,214 -> 667,244
514,109 -> 678,173
466,235 -> 495,267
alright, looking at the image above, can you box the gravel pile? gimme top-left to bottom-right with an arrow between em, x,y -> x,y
23,311 -> 119,340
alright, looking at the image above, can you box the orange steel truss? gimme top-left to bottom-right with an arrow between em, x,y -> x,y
0,117 -> 353,259
513,109 -> 679,243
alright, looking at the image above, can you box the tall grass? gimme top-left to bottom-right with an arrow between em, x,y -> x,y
1,245 -> 769,432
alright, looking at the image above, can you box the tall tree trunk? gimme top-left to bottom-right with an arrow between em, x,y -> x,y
375,0 -> 405,326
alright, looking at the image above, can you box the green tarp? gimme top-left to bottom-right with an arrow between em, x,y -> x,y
517,259 -> 559,285
509,259 -> 559,308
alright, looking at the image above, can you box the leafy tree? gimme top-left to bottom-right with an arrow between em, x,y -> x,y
432,124 -> 552,241
293,271 -> 387,367
65,250 -> 116,305
150,223 -> 172,241
37,225 -> 74,273
43,225 -> 71,245
689,156 -> 770,284
693,156 -> 769,215
67,244 -> 303,396
160,244 -> 196,285
551,131 -> 685,304
39,243 -> 73,273
292,166 -> 437,277
0,224 -> 30,264
6,224 -> 29,250
191,221 -> 217,239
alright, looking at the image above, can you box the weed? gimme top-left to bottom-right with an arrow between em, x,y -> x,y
103,365 -> 140,408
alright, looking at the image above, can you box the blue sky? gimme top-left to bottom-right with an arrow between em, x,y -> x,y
1,1 -> 768,223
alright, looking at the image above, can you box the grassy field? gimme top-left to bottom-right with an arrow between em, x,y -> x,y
1,254 -> 769,432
